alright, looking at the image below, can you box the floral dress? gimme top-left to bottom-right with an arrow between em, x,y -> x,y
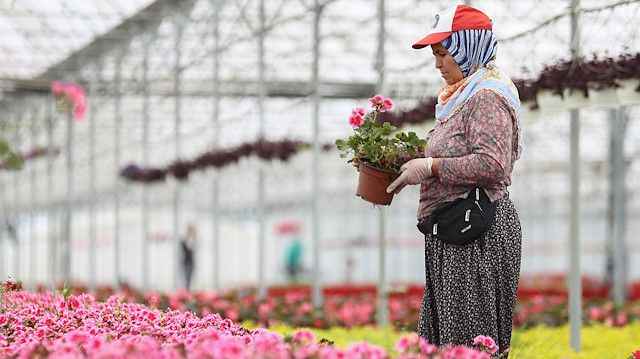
416,89 -> 522,356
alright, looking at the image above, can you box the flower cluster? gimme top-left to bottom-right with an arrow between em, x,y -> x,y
348,95 -> 394,129
51,81 -> 87,120
394,332 -> 500,359
36,277 -> 640,335
349,107 -> 366,128
472,335 -> 498,355
369,95 -> 394,113
0,286 -> 493,359
336,95 -> 425,173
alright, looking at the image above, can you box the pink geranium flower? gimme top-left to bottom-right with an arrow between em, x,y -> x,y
352,107 -> 366,117
369,95 -> 384,107
382,98 -> 394,111
349,114 -> 364,128
51,81 -> 88,121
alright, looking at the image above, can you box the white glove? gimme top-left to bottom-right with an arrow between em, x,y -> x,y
386,157 -> 433,194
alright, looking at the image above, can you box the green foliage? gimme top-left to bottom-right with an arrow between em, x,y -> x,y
335,112 -> 426,173
59,282 -> 72,300
0,138 -> 23,170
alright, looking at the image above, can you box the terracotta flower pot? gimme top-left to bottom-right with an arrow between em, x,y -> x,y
356,163 -> 399,206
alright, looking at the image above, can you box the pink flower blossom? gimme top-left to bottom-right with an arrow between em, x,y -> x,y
293,329 -> 315,344
616,312 -> 628,326
50,81 -> 87,121
395,336 -> 411,353
352,107 -> 366,117
382,98 -> 394,111
369,95 -> 384,108
51,81 -> 65,96
419,338 -> 437,355
588,307 -> 604,321
348,114 -> 364,128
473,335 -> 498,355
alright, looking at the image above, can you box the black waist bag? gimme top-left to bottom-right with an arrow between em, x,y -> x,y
417,188 -> 497,246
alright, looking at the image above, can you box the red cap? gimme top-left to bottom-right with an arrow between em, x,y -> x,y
412,5 -> 492,49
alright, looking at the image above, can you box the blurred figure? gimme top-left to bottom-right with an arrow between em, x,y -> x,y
180,223 -> 197,290
284,237 -> 303,283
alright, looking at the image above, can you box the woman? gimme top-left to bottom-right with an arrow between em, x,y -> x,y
386,5 -> 523,355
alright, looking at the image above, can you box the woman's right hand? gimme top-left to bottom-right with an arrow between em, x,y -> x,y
386,157 -> 434,194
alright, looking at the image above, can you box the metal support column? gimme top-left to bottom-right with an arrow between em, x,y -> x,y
114,52 -> 124,285
609,108 -> 629,305
0,174 -> 4,281
12,112 -> 21,280
142,37 -> 151,291
173,17 -> 185,290
310,0 -> 323,308
256,0 -> 267,300
62,111 -> 74,282
210,0 -> 221,291
46,97 -> 55,288
568,0 -> 582,351
375,0 -> 388,326
29,107 -> 37,287
89,62 -> 100,291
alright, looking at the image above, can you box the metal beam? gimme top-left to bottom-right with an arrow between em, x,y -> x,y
568,0 -> 582,351
173,15 -> 185,290
609,108 -> 629,305
34,0 -> 197,80
114,50 -> 124,286
210,0 -> 221,291
376,0 -> 388,327
88,60 -> 99,291
310,0 -> 322,309
29,106 -> 37,288
256,0 -> 267,301
45,96 -> 55,289
142,34 -> 152,291
12,111 -> 21,280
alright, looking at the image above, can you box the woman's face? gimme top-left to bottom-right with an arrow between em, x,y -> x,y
431,43 -> 464,85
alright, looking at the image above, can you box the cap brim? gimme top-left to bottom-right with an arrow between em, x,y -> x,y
411,32 -> 452,49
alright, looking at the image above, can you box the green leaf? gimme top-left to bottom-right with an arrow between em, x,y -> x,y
5,153 -> 23,170
0,139 -> 9,155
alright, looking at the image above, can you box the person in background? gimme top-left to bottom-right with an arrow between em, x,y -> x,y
180,223 -> 197,290
284,237 -> 303,283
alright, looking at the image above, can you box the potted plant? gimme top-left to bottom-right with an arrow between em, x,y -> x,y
335,95 -> 427,205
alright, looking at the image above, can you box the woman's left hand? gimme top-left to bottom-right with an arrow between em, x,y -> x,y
386,157 -> 434,194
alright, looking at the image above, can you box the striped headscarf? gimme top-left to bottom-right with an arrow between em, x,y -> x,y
441,29 -> 498,77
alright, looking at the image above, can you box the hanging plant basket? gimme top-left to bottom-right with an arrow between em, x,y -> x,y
616,79 -> 640,105
356,162 -> 399,206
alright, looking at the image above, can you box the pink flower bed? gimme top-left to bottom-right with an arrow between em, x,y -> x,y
0,287 -> 497,358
